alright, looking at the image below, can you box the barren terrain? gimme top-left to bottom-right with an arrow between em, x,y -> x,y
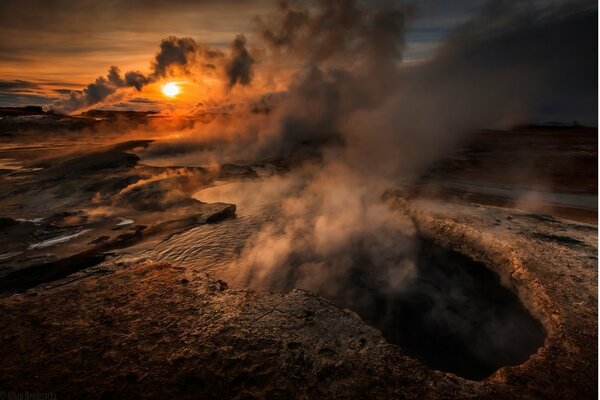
0,109 -> 596,399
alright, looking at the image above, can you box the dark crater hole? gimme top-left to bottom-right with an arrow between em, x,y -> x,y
333,239 -> 546,381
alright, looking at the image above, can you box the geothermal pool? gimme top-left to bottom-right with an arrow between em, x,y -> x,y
118,179 -> 545,380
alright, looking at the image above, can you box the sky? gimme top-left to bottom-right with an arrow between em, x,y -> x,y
0,0 -> 596,124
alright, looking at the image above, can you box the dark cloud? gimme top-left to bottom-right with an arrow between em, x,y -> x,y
151,37 -> 204,78
143,1 -> 597,314
234,0 -> 412,160
149,35 -> 257,87
0,93 -> 54,107
225,34 -> 254,87
51,66 -> 148,113
0,80 -> 53,106
124,71 -> 150,91
0,0 -> 272,34
52,36 -> 216,113
255,0 -> 410,69
52,32 -> 256,113
425,0 -> 598,125
255,2 -> 310,49
0,79 -> 40,91
128,97 -> 159,104
0,79 -> 80,106
0,0 -> 274,91
13,0 -> 598,125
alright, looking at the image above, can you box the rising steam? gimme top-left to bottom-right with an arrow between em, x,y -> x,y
51,33 -> 255,113
164,0 -> 595,297
51,0 -> 597,298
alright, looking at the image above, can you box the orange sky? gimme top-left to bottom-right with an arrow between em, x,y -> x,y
1,0 -> 584,115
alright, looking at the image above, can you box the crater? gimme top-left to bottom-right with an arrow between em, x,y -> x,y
185,180 -> 547,380
328,239 -> 546,381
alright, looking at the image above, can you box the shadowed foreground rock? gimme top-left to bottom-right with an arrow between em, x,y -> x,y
399,198 -> 597,399
0,261 -> 476,399
0,198 -> 596,399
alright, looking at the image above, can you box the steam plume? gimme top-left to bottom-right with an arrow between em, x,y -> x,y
50,66 -> 147,114
226,34 -> 254,87
156,0 -> 596,301
52,33 -> 256,114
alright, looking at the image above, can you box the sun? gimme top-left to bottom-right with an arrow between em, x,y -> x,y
162,82 -> 180,97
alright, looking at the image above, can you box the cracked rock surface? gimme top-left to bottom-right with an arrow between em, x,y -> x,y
0,261 -> 477,399
0,197 -> 596,399
402,198 -> 597,399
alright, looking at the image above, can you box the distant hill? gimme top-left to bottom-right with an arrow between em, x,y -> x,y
0,106 -> 55,117
80,109 -> 158,120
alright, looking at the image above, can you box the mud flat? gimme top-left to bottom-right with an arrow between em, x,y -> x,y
0,140 -> 237,295
0,196 -> 595,399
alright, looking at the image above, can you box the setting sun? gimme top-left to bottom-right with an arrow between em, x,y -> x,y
0,1 -> 595,398
162,82 -> 180,97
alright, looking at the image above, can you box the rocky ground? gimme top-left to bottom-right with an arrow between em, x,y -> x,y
0,117 -> 596,398
0,196 -> 596,399
415,125 -> 597,224
0,140 -> 240,295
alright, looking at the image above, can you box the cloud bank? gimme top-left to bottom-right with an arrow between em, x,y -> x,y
143,0 -> 595,301
50,33 -> 256,113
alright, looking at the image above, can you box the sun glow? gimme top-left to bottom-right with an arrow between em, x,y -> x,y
162,82 -> 180,97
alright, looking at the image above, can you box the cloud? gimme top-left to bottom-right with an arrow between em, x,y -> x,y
255,2 -> 310,49
0,79 -> 66,106
147,0 -> 597,313
50,31 -> 260,113
7,0 -> 593,338
0,0 -> 272,32
124,71 -> 150,91
428,0 -> 597,124
0,0 -> 277,92
50,66 -> 147,113
0,93 -> 55,107
255,0 -> 410,69
225,34 -> 254,87
0,79 -> 40,91
152,37 -> 208,78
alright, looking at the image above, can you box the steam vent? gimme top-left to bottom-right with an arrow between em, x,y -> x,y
0,0 -> 597,399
